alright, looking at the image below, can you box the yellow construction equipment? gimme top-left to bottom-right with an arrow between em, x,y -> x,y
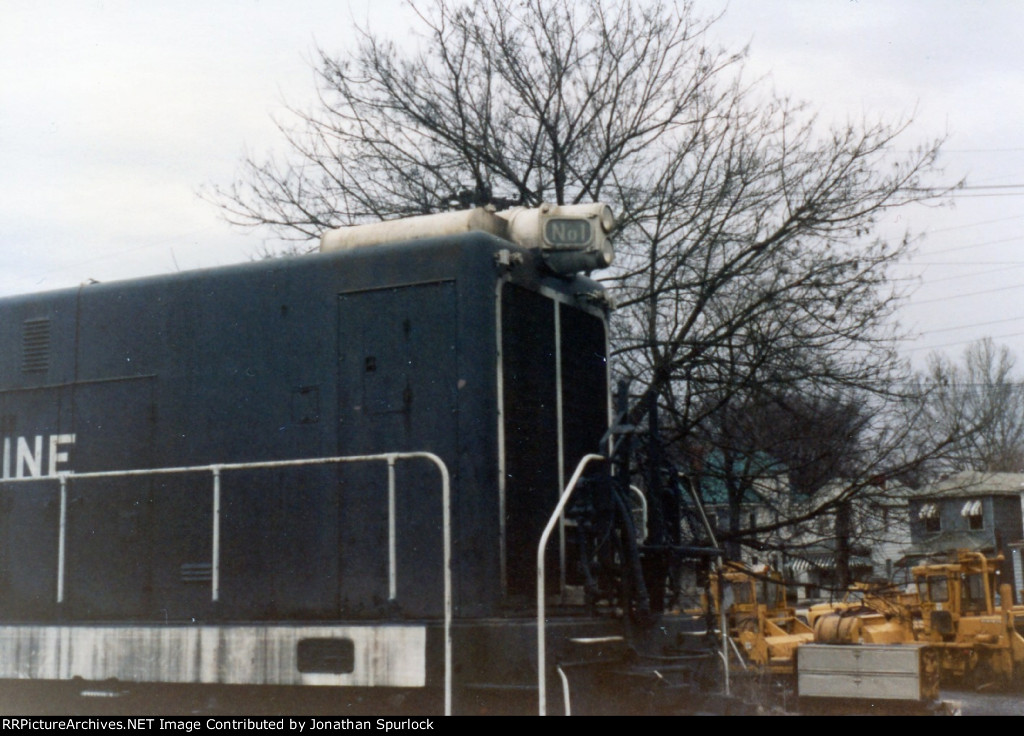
711,550 -> 1024,691
709,562 -> 814,675
800,550 -> 1024,691
912,549 -> 1024,689
810,582 -> 919,646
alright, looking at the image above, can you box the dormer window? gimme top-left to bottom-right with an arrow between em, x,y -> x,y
961,499 -> 984,530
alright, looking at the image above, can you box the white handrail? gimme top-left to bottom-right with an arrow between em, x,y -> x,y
536,453 -> 605,716
2,451 -> 453,716
629,484 -> 648,534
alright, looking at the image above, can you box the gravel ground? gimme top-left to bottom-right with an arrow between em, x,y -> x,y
942,688 -> 1024,716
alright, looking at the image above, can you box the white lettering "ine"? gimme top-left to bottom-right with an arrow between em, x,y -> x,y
1,434 -> 76,480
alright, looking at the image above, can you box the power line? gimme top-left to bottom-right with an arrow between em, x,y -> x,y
943,148 -> 1024,153
913,235 -> 1024,258
923,315 -> 1024,335
911,262 -> 1024,267
948,192 -> 1024,198
957,184 -> 1024,190
913,281 -> 1024,306
904,330 -> 1024,354
915,264 -> 1024,285
927,214 -> 1024,234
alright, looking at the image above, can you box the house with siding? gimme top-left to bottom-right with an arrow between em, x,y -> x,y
905,471 -> 1024,599
694,461 -> 897,600
779,478 -> 909,599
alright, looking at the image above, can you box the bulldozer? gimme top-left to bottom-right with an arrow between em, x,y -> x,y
709,562 -> 814,676
810,582 -> 919,646
912,549 -> 1024,689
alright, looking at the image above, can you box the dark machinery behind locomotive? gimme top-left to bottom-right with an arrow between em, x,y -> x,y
0,205 -> 726,715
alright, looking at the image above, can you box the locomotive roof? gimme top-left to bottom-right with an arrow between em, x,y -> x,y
2,228 -> 602,304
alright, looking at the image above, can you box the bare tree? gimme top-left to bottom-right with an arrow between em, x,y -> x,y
205,0 -> 966,566
207,0 -> 748,239
912,338 -> 1024,474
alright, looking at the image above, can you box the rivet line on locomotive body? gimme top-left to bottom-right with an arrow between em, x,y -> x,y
0,203 -> 724,716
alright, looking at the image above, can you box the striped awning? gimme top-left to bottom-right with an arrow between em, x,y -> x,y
787,553 -> 872,572
788,554 -> 834,572
918,502 -> 938,519
961,499 -> 982,517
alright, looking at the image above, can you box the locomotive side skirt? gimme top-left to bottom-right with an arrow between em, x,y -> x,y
0,624 -> 426,687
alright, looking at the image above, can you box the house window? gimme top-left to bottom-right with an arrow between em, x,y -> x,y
961,499 -> 984,530
918,502 -> 940,533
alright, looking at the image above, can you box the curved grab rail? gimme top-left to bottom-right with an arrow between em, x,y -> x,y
536,453 -> 605,716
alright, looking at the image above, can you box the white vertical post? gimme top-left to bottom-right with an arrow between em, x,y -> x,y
212,467 -> 221,602
554,302 -> 566,594
388,454 -> 397,601
57,474 -> 67,603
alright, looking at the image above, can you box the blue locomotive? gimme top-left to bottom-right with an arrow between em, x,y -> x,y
0,204 -> 723,715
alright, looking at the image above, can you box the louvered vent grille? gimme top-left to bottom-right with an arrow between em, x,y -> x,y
22,319 -> 51,373
181,562 -> 213,583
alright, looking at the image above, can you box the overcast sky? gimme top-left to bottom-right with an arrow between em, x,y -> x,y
3,0 -> 1023,370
